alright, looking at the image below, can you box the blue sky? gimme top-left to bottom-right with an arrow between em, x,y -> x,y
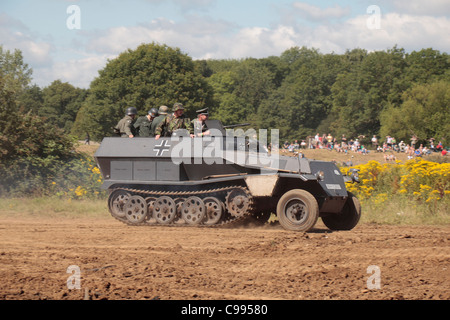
1,0 -> 449,88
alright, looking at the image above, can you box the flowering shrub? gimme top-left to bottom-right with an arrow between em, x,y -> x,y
0,103 -> 105,199
400,160 -> 450,202
341,159 -> 450,211
51,156 -> 105,200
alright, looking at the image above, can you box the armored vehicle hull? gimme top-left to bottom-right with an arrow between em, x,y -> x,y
95,128 -> 361,232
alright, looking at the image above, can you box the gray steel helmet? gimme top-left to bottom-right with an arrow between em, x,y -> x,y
148,108 -> 158,117
126,107 -> 137,116
173,103 -> 184,112
158,106 -> 169,115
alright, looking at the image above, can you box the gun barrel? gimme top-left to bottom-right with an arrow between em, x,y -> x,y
223,123 -> 251,129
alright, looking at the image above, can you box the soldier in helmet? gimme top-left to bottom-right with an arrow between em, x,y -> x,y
151,105 -> 169,136
134,107 -> 158,137
155,103 -> 194,139
115,107 -> 137,138
192,107 -> 211,137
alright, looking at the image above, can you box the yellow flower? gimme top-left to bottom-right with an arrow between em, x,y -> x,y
420,184 -> 432,192
373,193 -> 388,205
342,159 -> 449,203
74,186 -> 87,198
426,190 -> 441,203
92,167 -> 101,175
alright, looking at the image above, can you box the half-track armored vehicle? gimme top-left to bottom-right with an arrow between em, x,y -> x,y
94,120 -> 361,232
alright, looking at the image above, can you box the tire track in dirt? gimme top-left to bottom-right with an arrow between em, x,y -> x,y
0,217 -> 448,300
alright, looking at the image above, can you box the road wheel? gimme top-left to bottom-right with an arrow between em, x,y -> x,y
125,196 -> 148,224
154,196 -> 177,225
321,192 -> 361,231
181,196 -> 206,225
276,189 -> 319,232
108,190 -> 131,219
203,197 -> 223,225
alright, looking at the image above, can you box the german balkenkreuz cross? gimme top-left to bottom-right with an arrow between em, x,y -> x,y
153,140 -> 171,156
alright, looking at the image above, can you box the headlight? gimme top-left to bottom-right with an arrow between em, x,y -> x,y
315,170 -> 325,181
349,169 -> 360,183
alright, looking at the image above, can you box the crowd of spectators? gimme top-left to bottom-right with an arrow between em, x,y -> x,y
375,136 -> 447,160
281,133 -> 370,155
280,133 -> 448,160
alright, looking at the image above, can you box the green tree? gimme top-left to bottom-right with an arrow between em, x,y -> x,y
0,47 -> 98,197
72,43 -> 214,140
380,80 -> 450,145
17,84 -> 44,114
39,80 -> 87,132
0,45 -> 33,98
0,70 -> 18,159
330,47 -> 407,137
404,48 -> 449,85
256,90 -> 294,139
206,58 -> 279,126
257,48 -> 346,141
0,69 -> 78,196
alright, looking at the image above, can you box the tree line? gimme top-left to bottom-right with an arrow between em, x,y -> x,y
2,43 -> 450,146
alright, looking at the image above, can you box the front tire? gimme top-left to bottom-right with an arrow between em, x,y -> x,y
321,192 -> 361,230
276,189 -> 319,232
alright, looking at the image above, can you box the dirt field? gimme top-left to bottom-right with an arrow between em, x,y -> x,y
0,216 -> 448,301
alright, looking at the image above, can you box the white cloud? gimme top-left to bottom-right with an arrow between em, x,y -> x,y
292,2 -> 351,21
38,11 -> 450,88
34,53 -> 114,88
267,9 -> 450,54
225,26 -> 298,59
82,17 -> 298,61
390,0 -> 450,16
171,0 -> 217,12
319,13 -> 450,53
2,3 -> 449,89
0,13 -> 53,68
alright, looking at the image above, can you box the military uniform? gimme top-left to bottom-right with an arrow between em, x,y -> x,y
115,115 -> 136,137
134,116 -> 153,137
134,108 -> 158,137
192,119 -> 204,134
155,114 -> 193,136
115,107 -> 137,138
155,103 -> 193,137
151,106 -> 169,136
192,107 -> 209,136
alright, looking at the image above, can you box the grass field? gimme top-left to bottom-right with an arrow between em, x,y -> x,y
1,191 -> 447,226
0,197 -> 108,219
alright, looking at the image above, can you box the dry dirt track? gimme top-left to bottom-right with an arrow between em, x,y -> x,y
0,216 -> 449,301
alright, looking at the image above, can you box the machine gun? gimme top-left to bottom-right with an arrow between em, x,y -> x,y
203,120 -> 250,136
223,123 -> 251,129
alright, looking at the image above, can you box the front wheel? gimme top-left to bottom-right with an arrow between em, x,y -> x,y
321,192 -> 361,231
276,189 -> 319,232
